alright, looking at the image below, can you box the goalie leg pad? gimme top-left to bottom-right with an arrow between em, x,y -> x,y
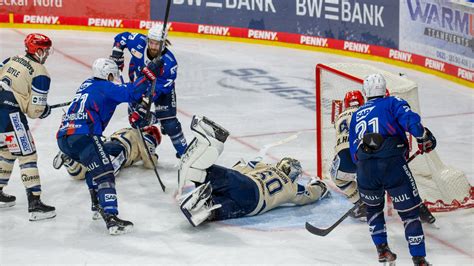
331,153 -> 359,204
178,116 -> 229,192
0,147 -> 16,188
180,182 -> 222,227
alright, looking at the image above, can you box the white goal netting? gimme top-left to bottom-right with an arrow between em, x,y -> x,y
315,63 -> 473,212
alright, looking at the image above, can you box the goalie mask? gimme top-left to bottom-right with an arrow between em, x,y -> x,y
276,157 -> 303,182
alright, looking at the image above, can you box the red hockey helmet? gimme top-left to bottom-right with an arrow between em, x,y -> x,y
143,125 -> 162,145
344,90 -> 365,109
24,33 -> 53,63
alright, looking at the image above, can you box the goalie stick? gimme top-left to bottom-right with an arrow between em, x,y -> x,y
306,151 -> 421,237
257,133 -> 299,159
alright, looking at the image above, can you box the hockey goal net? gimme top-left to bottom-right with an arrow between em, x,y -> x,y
315,63 -> 474,212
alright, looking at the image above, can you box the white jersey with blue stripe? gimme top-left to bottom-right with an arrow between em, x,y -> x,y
0,55 -> 50,119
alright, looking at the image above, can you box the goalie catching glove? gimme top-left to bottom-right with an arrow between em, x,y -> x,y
417,127 -> 436,154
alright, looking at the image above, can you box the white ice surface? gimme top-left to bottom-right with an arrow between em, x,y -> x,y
0,28 -> 473,265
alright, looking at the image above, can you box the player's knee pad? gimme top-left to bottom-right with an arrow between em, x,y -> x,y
178,116 -> 229,193
161,118 -> 187,156
3,120 -> 36,156
160,118 -> 182,136
17,153 -> 41,192
0,148 -> 16,184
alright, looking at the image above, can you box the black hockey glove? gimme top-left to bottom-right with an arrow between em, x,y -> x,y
39,104 -> 51,119
110,49 -> 125,71
141,59 -> 164,81
417,127 -> 436,154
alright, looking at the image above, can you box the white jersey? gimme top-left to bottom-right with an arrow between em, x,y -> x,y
109,128 -> 158,169
334,107 -> 358,154
0,55 -> 50,118
233,162 -> 324,216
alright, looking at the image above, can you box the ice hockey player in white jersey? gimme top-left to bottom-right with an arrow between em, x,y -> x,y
330,90 -> 367,219
0,33 -> 56,221
177,116 -> 329,227
54,126 -> 161,180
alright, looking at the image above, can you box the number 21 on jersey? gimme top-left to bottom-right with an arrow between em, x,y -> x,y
355,117 -> 379,139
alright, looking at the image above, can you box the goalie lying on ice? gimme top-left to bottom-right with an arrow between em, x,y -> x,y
178,115 -> 329,227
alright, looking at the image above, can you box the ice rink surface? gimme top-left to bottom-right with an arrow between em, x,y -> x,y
0,28 -> 473,265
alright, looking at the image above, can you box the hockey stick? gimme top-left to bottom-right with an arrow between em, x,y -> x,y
117,72 -> 166,192
305,150 -> 421,236
136,127 -> 166,192
257,133 -> 299,159
51,101 -> 71,109
144,0 -> 172,122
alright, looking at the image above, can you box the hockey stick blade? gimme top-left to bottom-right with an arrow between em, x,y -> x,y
306,151 -> 421,237
305,202 -> 361,236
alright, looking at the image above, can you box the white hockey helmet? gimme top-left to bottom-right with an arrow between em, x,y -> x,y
148,24 -> 167,42
363,73 -> 387,98
92,58 -> 119,81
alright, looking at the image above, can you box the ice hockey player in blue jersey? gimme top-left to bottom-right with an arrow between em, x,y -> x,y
110,24 -> 188,158
348,74 -> 436,266
177,116 -> 329,227
332,90 -> 435,224
56,58 -> 160,235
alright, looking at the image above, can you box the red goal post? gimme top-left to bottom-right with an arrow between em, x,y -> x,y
315,63 -> 474,212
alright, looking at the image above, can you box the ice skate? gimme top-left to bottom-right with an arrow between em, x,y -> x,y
419,204 -> 436,224
349,202 -> 367,221
0,188 -> 16,208
89,189 -> 101,220
27,191 -> 56,221
412,256 -> 431,266
376,243 -> 397,265
101,212 -> 134,235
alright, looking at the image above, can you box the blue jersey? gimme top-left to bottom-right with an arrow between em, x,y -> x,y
349,96 -> 424,162
56,76 -> 150,137
113,32 -> 177,101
